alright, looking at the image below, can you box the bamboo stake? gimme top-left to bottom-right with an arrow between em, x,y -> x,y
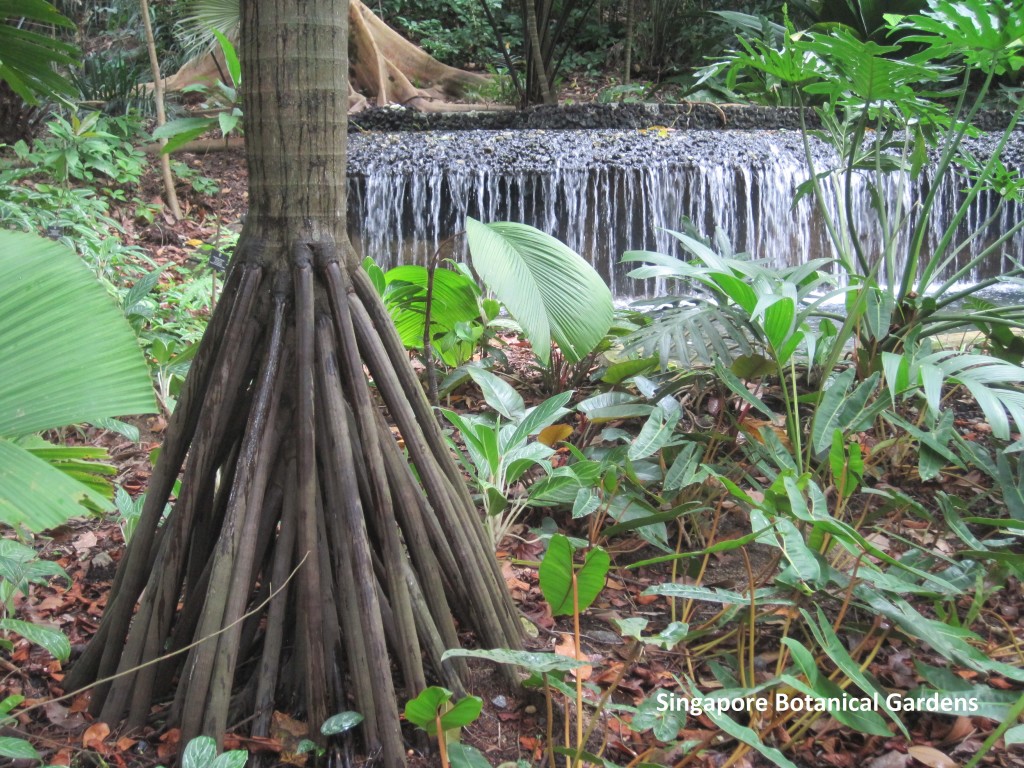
138,0 -> 181,220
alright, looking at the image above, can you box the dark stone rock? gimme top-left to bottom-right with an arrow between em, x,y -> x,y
347,103 -> 1021,134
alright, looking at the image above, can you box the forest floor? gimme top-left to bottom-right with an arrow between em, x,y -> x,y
4,138 -> 1024,768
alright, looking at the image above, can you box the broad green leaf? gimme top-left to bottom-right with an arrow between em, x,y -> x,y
404,687 -> 453,733
539,534 -> 610,615
572,488 -> 601,519
441,647 -> 591,674
465,218 -> 613,366
630,695 -> 688,743
210,751 -> 249,768
663,442 -> 709,491
762,296 -> 795,353
863,287 -> 894,342
628,405 -> 682,460
384,265 -> 481,364
811,370 -> 882,454
211,29 -> 240,86
152,117 -> 215,153
774,517 -> 822,584
464,368 -> 525,422
0,737 -> 39,760
508,391 -> 573,448
321,711 -> 363,735
0,618 -> 70,661
0,438 -> 113,530
778,674 -> 891,736
448,743 -> 492,768
601,357 -> 658,384
731,353 -> 775,379
0,231 -> 155,437
182,736 -> 218,768
439,696 -> 483,732
404,687 -> 482,736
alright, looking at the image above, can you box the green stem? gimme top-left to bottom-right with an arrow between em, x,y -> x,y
963,691 -> 1024,768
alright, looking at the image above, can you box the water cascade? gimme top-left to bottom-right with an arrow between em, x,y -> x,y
347,128 -> 1024,298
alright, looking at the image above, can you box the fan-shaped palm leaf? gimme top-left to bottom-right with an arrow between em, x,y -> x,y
465,218 -> 613,367
0,230 -> 155,530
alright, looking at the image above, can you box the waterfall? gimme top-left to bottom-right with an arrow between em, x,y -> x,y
347,129 -> 1024,298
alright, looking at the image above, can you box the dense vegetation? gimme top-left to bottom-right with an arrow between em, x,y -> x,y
1,0 -> 1023,766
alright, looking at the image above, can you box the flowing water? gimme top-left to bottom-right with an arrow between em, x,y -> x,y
346,128 -> 1024,299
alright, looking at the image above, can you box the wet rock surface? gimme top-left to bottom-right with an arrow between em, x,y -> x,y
349,102 -> 1022,134
349,125 -> 1024,176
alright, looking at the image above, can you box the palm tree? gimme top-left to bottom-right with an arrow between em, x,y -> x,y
64,1 -> 520,764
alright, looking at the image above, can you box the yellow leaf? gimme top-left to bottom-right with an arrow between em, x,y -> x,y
537,424 -> 573,446
185,238 -> 204,247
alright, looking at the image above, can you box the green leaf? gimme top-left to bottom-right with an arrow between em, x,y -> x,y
321,711 -> 364,735
440,696 -> 483,732
448,743 -> 493,768
601,357 -> 658,384
538,534 -> 610,615
643,583 -> 794,606
404,687 -> 453,733
182,736 -> 218,768
1006,724 -> 1024,746
0,736 -> 39,760
152,117 -> 216,153
810,370 -> 882,454
464,368 -> 525,422
762,296 -> 795,353
465,219 -> 613,366
628,405 -> 682,461
0,231 -> 155,437
0,618 -> 70,661
663,442 -> 709,491
210,751 -> 249,768
698,694 -> 799,768
211,29 -> 240,86
403,687 -> 482,736
0,1 -> 78,104
803,608 -> 907,734
441,647 -> 591,674
0,438 -> 112,530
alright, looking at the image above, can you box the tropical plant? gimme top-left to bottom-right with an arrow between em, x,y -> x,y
441,367 -> 574,547
0,229 -> 155,532
14,110 -> 147,185
167,735 -> 247,768
0,0 -> 78,105
465,218 -> 614,369
365,257 -> 497,369
404,687 -> 487,768
152,29 -> 241,153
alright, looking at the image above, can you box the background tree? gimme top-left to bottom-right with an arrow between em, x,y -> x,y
158,0 -> 489,111
64,0 -> 521,763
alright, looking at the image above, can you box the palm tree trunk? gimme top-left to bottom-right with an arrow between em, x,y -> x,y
65,1 -> 521,764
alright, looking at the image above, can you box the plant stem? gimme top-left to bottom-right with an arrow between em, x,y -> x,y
572,571 -> 584,755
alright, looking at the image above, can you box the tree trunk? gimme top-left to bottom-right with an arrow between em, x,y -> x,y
65,0 -> 521,764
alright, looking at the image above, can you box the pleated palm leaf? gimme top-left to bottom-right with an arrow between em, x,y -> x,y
0,230 -> 156,532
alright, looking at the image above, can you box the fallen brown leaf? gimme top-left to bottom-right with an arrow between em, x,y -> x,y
908,745 -> 957,768
82,721 -> 110,750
